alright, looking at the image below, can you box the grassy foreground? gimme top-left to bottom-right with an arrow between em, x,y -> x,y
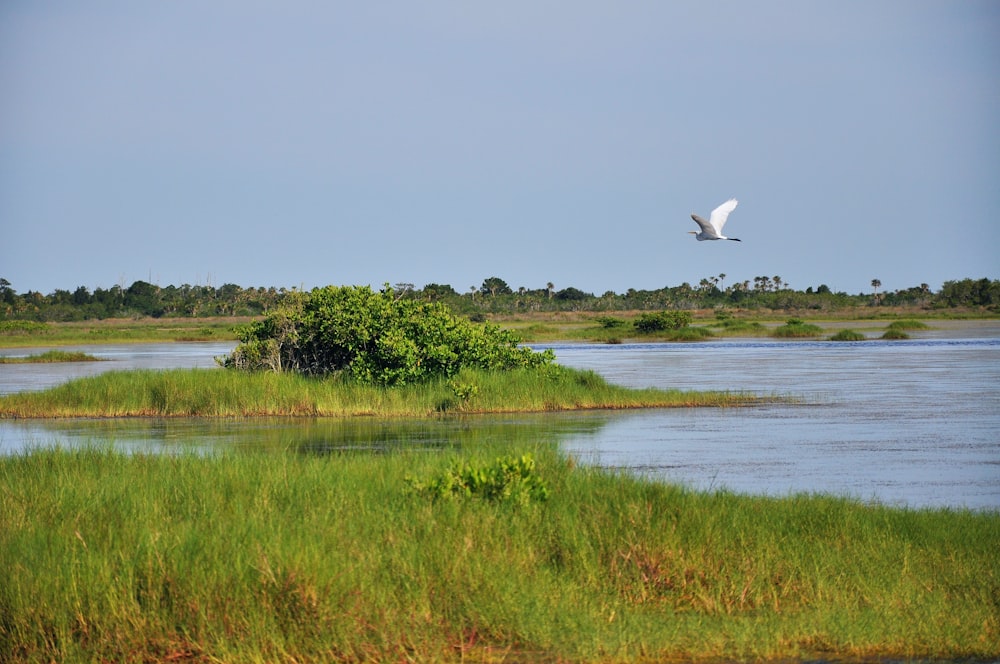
1,445 -> 997,662
0,366 -> 768,418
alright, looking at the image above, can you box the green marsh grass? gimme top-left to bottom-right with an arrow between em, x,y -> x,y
713,319 -> 768,335
1,446 -> 997,662
0,350 -> 105,363
772,319 -> 824,338
667,326 -> 715,341
887,319 -> 930,330
0,318 -> 241,348
0,366 -> 768,419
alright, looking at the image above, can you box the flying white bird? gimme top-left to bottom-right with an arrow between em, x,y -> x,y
689,198 -> 740,241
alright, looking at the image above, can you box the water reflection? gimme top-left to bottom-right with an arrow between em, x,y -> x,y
3,412 -> 611,457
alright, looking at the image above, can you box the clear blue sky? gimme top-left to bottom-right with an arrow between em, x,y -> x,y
2,2 -> 998,297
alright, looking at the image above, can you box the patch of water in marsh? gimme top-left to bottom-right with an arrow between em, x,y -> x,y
1,326 -> 998,510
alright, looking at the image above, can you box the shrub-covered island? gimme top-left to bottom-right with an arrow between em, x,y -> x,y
221,284 -> 555,384
0,285 -> 768,418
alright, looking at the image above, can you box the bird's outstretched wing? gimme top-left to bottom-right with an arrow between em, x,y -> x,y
690,214 -> 717,238
708,198 -> 738,234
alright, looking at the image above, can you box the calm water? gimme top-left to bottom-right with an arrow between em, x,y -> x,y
2,325 -> 998,510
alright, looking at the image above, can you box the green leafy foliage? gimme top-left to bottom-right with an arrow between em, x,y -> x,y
596,316 -> 627,329
633,310 -> 692,333
223,285 -> 554,385
406,454 -> 550,505
773,318 -> 823,338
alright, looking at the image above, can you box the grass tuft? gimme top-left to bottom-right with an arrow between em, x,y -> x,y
668,326 -> 715,341
0,350 -> 105,363
773,319 -> 824,338
887,319 -> 929,330
829,329 -> 866,341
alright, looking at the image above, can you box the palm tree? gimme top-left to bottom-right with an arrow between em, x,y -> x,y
871,279 -> 882,305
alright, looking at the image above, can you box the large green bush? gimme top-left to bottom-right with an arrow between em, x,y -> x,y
222,285 -> 553,385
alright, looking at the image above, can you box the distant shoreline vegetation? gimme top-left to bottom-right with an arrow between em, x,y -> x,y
1,276 -> 997,322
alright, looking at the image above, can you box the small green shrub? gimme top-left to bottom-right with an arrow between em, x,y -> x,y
773,319 -> 823,338
715,319 -> 765,333
448,380 -> 478,401
406,454 -> 550,505
669,327 -> 715,341
830,329 -> 866,341
596,316 -> 627,329
0,350 -> 104,363
0,320 -> 50,335
634,310 -> 692,333
887,320 -> 928,330
881,329 -> 910,339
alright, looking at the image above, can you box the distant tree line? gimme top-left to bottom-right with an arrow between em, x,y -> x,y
0,276 -> 997,322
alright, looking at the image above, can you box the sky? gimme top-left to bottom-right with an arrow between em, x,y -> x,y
2,2 -> 998,298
